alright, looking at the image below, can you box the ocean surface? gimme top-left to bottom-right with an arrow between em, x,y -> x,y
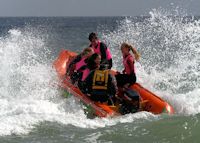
0,9 -> 200,143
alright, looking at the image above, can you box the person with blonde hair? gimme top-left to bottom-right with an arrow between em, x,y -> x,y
115,42 -> 140,87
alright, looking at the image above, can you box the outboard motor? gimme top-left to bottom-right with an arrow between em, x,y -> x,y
124,89 -> 140,103
119,89 -> 140,115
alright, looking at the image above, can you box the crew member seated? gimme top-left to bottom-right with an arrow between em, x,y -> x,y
78,53 -> 101,93
84,64 -> 117,104
66,47 -> 94,83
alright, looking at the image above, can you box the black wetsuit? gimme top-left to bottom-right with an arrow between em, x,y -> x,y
84,70 -> 117,103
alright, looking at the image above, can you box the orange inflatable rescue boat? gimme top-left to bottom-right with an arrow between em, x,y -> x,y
53,49 -> 174,117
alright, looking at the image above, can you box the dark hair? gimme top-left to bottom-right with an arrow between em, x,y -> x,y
88,32 -> 98,41
87,53 -> 99,70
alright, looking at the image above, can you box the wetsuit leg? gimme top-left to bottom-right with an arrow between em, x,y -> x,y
90,94 -> 108,103
115,73 -> 136,87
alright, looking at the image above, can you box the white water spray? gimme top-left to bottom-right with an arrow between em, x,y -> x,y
0,27 -> 157,136
1,8 -> 200,135
102,8 -> 200,115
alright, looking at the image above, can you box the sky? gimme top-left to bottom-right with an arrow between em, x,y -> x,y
0,0 -> 199,17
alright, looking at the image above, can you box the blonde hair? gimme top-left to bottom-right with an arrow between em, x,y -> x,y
121,42 -> 140,61
82,47 -> 94,56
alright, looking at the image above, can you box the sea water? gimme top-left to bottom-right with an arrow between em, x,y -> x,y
0,8 -> 200,143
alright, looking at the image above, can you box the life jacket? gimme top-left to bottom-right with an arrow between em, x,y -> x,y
81,68 -> 91,81
92,40 -> 112,61
68,55 -> 87,83
123,54 -> 135,75
92,70 -> 109,90
75,57 -> 87,71
67,54 -> 82,76
70,64 -> 87,83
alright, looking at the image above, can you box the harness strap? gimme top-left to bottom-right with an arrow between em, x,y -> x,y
92,70 -> 109,90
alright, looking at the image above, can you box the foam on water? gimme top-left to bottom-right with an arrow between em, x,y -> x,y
0,27 -> 157,136
102,8 -> 200,115
0,28 -> 61,135
1,8 -> 200,136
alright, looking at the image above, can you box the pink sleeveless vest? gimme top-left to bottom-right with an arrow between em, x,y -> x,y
75,57 -> 86,71
81,68 -> 90,81
92,40 -> 112,60
123,54 -> 135,75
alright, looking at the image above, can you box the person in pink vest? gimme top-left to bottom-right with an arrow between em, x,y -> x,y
78,53 -> 101,93
115,42 -> 140,87
67,47 -> 94,83
81,53 -> 101,81
88,32 -> 112,69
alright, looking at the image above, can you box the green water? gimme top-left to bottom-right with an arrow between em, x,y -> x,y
1,114 -> 199,143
